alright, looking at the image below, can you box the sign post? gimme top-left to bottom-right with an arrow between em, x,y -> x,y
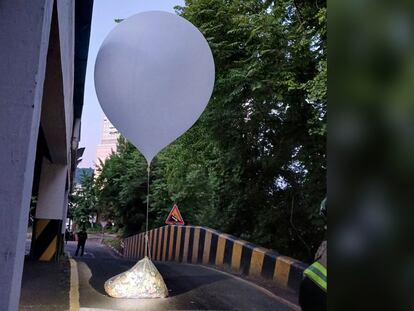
165,204 -> 185,225
100,220 -> 107,242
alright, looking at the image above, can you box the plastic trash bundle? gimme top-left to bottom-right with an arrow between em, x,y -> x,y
104,256 -> 168,298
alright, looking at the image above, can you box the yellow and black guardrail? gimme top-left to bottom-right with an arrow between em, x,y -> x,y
123,225 -> 307,292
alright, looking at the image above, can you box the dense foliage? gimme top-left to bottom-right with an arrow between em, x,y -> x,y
73,0 -> 326,261
74,168 -> 93,185
70,172 -> 97,226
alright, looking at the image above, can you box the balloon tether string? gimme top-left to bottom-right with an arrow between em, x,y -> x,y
145,162 -> 151,259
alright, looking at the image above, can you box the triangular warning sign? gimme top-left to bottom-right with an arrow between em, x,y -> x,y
165,204 -> 185,225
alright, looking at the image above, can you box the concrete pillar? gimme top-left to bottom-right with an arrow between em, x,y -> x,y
58,188 -> 70,255
29,0 -> 75,262
62,189 -> 70,234
31,158 -> 67,261
0,1 -> 54,309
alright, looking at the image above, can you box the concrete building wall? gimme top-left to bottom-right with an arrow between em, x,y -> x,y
30,0 -> 77,263
62,191 -> 69,234
95,117 -> 120,165
36,159 -> 68,220
0,1 -> 54,309
0,0 -> 93,309
96,144 -> 117,162
56,0 -> 75,155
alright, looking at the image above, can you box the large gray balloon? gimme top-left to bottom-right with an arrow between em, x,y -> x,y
95,11 -> 215,163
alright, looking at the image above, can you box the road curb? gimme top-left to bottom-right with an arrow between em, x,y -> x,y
68,256 -> 80,311
101,240 -> 123,258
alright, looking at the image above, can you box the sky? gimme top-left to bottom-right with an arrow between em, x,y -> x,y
79,0 -> 184,168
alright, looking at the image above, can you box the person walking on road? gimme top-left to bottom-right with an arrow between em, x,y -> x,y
75,228 -> 88,256
65,228 -> 69,244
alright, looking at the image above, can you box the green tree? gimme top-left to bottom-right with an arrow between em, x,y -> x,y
70,172 -> 97,226
94,137 -> 149,236
161,0 -> 327,260
90,0 -> 326,261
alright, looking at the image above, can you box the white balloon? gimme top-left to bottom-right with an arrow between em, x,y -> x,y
94,11 -> 215,164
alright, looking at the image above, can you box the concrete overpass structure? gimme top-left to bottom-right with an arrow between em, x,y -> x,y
0,1 -> 93,309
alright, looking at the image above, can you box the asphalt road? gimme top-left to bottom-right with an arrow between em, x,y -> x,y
67,238 -> 300,311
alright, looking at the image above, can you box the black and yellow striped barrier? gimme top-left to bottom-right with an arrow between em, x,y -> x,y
123,225 -> 307,292
31,218 -> 62,261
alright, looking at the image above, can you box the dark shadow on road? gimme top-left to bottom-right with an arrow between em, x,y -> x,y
158,263 -> 231,297
78,257 -> 129,296
20,258 -> 70,310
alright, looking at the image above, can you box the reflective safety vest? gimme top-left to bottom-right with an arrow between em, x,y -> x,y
304,262 -> 327,292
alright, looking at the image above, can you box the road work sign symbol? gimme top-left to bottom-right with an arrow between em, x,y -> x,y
165,204 -> 185,225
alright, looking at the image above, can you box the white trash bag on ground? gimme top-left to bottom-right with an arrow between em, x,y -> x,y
104,256 -> 168,298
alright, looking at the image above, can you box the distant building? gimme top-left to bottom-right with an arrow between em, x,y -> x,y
95,116 -> 120,167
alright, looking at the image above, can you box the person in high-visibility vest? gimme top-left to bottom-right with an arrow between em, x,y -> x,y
299,198 -> 327,311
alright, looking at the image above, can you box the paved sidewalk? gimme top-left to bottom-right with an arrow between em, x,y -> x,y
19,256 -> 70,311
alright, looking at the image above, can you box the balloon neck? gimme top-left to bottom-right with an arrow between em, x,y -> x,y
146,157 -> 153,169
